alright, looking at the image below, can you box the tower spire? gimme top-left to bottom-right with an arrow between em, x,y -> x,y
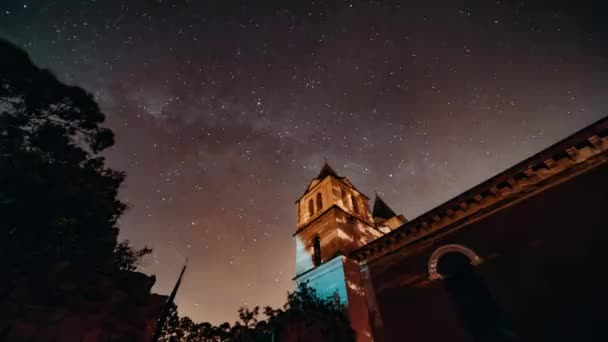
372,195 -> 397,220
315,160 -> 341,180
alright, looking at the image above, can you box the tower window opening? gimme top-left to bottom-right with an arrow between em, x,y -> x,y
308,198 -> 314,217
313,236 -> 321,266
316,192 -> 323,211
351,195 -> 359,214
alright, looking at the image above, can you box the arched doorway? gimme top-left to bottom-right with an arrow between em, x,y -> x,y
429,245 -> 515,342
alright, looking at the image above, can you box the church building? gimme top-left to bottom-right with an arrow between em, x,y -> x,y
292,116 -> 608,342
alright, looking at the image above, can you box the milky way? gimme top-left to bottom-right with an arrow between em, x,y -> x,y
2,0 -> 607,324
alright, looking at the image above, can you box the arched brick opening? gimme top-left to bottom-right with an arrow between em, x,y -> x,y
428,244 -> 483,280
428,244 -> 515,341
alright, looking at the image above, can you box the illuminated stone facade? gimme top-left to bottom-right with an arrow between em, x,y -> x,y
293,116 -> 608,341
294,163 -> 407,342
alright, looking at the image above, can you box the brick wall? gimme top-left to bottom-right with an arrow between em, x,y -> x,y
367,162 -> 608,341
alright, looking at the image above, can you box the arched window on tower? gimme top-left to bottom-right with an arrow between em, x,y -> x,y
341,188 -> 347,204
351,195 -> 359,214
313,236 -> 321,266
316,192 -> 323,211
433,249 -> 514,342
308,198 -> 314,217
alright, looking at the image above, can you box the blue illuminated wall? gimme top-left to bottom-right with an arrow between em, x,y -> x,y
294,256 -> 348,305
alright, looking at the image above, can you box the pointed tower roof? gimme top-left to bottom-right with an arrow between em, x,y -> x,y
315,160 -> 343,180
372,195 -> 397,220
296,160 -> 368,203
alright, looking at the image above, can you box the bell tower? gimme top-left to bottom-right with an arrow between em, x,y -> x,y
293,162 -> 381,341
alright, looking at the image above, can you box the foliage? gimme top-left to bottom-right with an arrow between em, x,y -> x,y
0,38 -> 147,271
113,240 -> 153,271
159,283 -> 355,342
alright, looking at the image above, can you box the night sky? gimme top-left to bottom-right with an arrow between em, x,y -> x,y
2,0 -> 607,324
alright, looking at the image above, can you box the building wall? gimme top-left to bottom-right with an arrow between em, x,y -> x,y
296,256 -> 349,304
366,162 -> 608,342
295,256 -> 374,342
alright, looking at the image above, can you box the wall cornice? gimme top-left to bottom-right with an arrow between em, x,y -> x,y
352,116 -> 608,265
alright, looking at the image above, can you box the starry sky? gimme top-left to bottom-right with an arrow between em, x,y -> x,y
2,0 -> 607,324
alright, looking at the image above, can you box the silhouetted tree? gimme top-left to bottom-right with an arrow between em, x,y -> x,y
238,306 -> 260,329
159,283 -> 356,342
272,283 -> 355,342
0,39 -> 146,271
114,239 -> 153,271
159,304 -> 184,342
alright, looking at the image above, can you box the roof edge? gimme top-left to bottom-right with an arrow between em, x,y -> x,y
351,115 -> 608,263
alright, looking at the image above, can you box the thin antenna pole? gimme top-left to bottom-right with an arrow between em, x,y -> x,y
151,259 -> 188,342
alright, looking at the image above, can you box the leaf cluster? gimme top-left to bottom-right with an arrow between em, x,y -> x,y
159,283 -> 355,342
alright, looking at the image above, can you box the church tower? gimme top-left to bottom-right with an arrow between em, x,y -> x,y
293,162 -> 381,341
